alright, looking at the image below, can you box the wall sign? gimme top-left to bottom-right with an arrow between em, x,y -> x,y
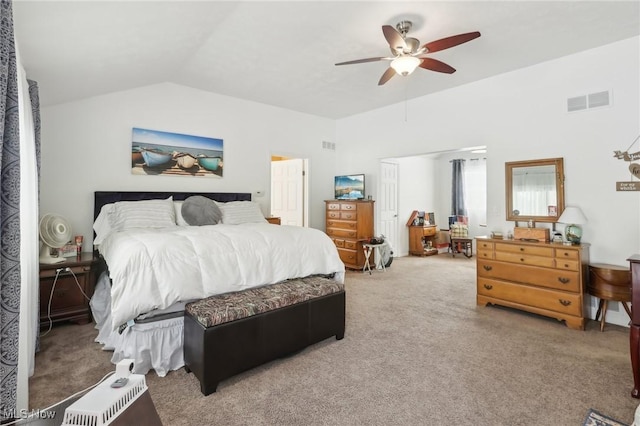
614,135 -> 640,191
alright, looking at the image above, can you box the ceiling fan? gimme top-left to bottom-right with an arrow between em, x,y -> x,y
335,20 -> 481,86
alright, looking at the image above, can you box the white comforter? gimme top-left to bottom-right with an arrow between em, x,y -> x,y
99,223 -> 345,329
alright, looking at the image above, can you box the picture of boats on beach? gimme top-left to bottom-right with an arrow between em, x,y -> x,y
131,127 -> 224,177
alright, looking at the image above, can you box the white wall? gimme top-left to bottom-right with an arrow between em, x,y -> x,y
336,37 -> 640,326
40,83 -> 337,246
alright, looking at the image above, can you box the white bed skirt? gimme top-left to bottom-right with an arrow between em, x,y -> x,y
91,272 -> 185,377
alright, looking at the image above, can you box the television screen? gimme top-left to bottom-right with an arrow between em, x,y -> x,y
335,174 -> 365,200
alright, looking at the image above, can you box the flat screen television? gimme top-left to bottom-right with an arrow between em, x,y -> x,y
334,174 -> 365,200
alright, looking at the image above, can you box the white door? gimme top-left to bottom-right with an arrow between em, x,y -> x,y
270,159 -> 304,226
378,161 -> 399,256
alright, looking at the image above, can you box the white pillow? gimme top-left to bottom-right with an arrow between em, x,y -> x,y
109,197 -> 177,232
93,203 -> 115,246
220,201 -> 267,225
174,201 -> 189,226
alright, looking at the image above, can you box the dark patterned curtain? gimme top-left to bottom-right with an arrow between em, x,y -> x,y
0,0 -> 21,420
451,159 -> 467,216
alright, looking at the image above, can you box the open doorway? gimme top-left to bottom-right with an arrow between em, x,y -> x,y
379,147 -> 487,257
270,155 -> 309,226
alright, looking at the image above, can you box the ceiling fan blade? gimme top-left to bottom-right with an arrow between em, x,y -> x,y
422,31 -> 481,53
419,58 -> 456,74
335,57 -> 388,66
382,25 -> 407,52
378,67 -> 396,86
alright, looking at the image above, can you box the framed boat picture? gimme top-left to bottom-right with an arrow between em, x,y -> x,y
131,127 -> 223,177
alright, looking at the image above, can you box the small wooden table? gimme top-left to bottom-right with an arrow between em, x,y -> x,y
588,263 -> 631,332
39,253 -> 97,329
451,237 -> 473,258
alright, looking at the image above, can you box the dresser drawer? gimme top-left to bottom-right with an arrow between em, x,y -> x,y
332,238 -> 345,248
555,248 -> 579,260
39,264 -> 91,278
340,211 -> 357,220
555,259 -> 580,272
478,260 -> 580,292
477,249 -> 494,259
494,251 -> 555,268
340,203 -> 356,211
477,240 -> 494,250
477,277 -> 582,316
327,228 -> 357,239
495,243 -> 554,257
344,240 -> 358,250
326,219 -> 357,230
337,248 -> 358,266
326,202 -> 341,211
422,227 -> 436,237
327,210 -> 341,219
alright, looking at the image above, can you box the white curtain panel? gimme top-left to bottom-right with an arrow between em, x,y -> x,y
15,46 -> 40,413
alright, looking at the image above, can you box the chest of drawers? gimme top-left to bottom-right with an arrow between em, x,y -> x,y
476,237 -> 589,330
325,200 -> 374,269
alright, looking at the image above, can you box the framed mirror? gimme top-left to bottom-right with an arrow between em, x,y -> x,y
505,157 -> 565,223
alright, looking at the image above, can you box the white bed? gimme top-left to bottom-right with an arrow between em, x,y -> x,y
90,192 -> 345,376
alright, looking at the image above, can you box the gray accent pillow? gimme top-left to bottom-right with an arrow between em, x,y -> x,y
181,196 -> 222,226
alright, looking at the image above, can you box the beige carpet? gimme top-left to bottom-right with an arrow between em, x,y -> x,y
30,255 -> 639,425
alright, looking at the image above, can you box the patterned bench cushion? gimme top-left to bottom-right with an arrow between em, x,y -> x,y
185,275 -> 344,328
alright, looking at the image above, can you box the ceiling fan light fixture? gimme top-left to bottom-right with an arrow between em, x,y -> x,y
390,56 -> 421,76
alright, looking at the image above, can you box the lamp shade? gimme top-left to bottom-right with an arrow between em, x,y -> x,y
558,206 -> 587,225
390,56 -> 421,76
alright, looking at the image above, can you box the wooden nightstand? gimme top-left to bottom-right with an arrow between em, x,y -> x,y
266,217 -> 281,225
39,252 -> 97,328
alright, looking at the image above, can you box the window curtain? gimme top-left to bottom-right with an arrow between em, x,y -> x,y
451,159 -> 467,216
0,0 -> 22,420
464,158 -> 487,229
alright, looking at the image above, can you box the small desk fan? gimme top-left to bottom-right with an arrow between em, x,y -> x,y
39,213 -> 72,264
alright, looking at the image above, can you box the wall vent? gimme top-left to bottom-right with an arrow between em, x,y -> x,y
567,90 -> 611,113
322,141 -> 335,150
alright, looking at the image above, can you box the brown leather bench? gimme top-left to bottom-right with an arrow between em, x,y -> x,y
183,276 -> 345,395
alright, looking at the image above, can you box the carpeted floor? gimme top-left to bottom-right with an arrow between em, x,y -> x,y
30,255 -> 640,425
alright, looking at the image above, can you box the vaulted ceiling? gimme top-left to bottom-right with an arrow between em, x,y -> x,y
13,1 -> 640,119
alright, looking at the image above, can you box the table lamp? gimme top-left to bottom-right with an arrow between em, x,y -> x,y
558,206 -> 587,244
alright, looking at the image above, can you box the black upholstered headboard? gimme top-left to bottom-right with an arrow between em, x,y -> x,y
94,191 -> 252,221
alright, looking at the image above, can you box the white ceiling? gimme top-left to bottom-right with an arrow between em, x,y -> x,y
13,1 -> 640,119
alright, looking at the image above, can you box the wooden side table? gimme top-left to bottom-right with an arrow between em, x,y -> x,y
266,217 -> 281,225
408,225 -> 437,256
39,252 -> 97,329
588,263 -> 631,332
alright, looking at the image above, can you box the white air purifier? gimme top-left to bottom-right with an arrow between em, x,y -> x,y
61,359 -> 162,426
39,213 -> 72,264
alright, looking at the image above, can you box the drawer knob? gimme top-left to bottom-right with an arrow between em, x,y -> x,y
559,299 -> 572,306
520,258 -> 525,262
483,265 -> 492,271
558,277 -> 570,284
564,252 -> 569,256
519,247 -> 524,252
483,284 -> 493,290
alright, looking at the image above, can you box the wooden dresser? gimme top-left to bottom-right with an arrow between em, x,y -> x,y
325,200 -> 374,269
476,237 -> 590,330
